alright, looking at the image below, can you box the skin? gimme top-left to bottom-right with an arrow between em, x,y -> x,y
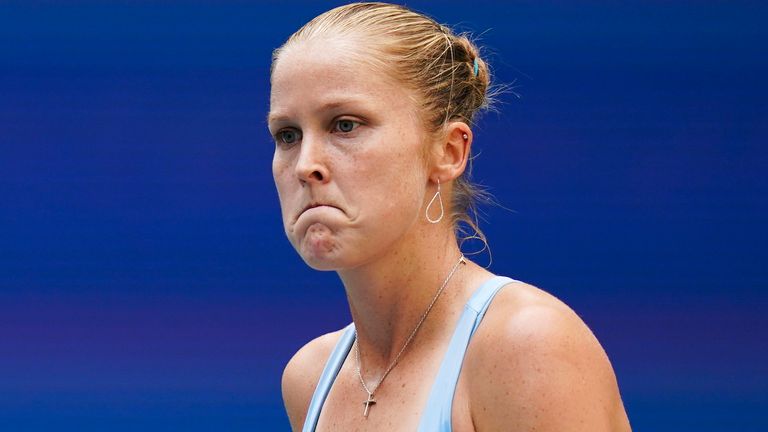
270,36 -> 632,431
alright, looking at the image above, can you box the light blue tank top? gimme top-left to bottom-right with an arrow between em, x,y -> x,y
302,276 -> 518,432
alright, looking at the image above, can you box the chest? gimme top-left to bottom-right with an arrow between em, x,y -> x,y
313,351 -> 476,432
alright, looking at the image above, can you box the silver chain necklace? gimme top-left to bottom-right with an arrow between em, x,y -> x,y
353,254 -> 466,418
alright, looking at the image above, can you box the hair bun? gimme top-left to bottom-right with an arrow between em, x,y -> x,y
450,33 -> 491,117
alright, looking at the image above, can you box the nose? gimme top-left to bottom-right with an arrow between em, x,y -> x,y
294,133 -> 330,185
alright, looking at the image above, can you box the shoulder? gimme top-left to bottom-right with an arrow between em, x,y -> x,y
281,327 -> 347,431
464,280 -> 631,431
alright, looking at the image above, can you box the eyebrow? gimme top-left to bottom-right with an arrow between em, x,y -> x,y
267,97 -> 369,126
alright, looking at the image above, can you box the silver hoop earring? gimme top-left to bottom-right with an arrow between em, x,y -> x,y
425,179 -> 444,224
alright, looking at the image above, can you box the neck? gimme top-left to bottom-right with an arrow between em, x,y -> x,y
337,224 -> 466,379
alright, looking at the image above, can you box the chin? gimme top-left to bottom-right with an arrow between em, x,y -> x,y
298,246 -> 357,271
293,223 -> 346,271
300,256 -> 342,271
296,239 -> 369,272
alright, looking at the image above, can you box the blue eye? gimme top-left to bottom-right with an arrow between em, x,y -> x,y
335,119 -> 359,133
276,129 -> 301,145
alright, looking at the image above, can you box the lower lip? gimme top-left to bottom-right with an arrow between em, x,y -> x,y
294,206 -> 342,232
299,205 -> 341,219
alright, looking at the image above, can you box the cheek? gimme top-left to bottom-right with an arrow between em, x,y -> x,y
271,150 -> 286,182
272,153 -> 294,213
358,153 -> 424,218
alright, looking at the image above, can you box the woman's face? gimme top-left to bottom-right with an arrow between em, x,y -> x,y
269,38 -> 430,271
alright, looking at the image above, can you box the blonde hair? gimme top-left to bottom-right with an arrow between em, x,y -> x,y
272,2 -> 496,253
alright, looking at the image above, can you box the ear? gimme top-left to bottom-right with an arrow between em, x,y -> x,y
429,121 -> 472,182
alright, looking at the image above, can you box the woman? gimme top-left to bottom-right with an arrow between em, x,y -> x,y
269,2 -> 631,431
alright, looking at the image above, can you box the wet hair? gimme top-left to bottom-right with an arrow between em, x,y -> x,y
271,2 -> 497,254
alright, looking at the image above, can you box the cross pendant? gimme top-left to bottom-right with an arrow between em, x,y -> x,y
362,392 -> 376,417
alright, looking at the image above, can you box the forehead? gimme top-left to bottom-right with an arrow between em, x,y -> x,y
269,38 -> 418,122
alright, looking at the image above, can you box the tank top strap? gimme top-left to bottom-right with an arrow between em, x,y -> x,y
417,276 -> 519,432
302,322 -> 356,432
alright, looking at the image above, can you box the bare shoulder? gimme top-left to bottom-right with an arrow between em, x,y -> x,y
464,280 -> 632,431
282,328 -> 345,431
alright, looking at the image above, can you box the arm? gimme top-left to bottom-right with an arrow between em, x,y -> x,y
467,296 -> 631,431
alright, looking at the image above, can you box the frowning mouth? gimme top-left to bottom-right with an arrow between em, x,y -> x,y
296,202 -> 342,220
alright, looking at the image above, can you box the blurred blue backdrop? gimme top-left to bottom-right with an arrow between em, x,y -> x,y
1,1 -> 766,430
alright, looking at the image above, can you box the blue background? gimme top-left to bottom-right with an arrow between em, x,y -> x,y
1,1 -> 766,430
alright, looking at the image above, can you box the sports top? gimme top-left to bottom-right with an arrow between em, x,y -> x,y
302,275 -> 519,431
